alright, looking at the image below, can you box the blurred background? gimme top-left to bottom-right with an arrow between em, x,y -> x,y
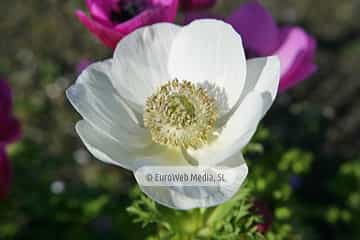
0,0 -> 360,239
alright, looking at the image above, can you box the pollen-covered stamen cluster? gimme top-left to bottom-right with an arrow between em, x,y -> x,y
144,79 -> 217,149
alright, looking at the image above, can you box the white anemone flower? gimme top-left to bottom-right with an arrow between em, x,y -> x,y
66,19 -> 280,210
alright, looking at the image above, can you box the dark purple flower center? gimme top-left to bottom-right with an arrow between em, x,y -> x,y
111,0 -> 148,23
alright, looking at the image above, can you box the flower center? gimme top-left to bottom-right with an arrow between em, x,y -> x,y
144,79 -> 217,149
111,0 -> 147,23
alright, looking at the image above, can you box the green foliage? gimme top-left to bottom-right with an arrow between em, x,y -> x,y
206,187 -> 263,240
127,186 -> 264,240
127,188 -> 167,229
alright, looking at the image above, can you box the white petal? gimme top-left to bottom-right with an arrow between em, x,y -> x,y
66,60 -> 150,149
168,19 -> 247,115
111,23 -> 181,111
217,56 -> 280,127
136,153 -> 248,209
75,121 -> 189,171
184,91 -> 267,166
240,56 -> 280,114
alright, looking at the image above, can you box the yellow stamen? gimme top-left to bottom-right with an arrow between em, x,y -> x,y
144,79 -> 217,149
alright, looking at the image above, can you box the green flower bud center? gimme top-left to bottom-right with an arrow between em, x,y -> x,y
167,95 -> 196,128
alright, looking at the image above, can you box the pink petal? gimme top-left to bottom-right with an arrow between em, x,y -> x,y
76,10 -> 125,49
180,0 -> 216,11
76,0 -> 178,49
227,1 -> 279,56
115,0 -> 179,29
279,62 -> 317,92
114,5 -> 176,31
276,27 -> 317,92
0,148 -> 11,200
86,0 -> 114,26
157,0 -> 179,22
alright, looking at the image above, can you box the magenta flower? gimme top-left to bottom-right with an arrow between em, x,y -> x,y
76,0 -> 179,49
0,148 -> 11,199
0,79 -> 21,199
227,1 -> 317,92
180,0 -> 216,11
0,79 -> 21,146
